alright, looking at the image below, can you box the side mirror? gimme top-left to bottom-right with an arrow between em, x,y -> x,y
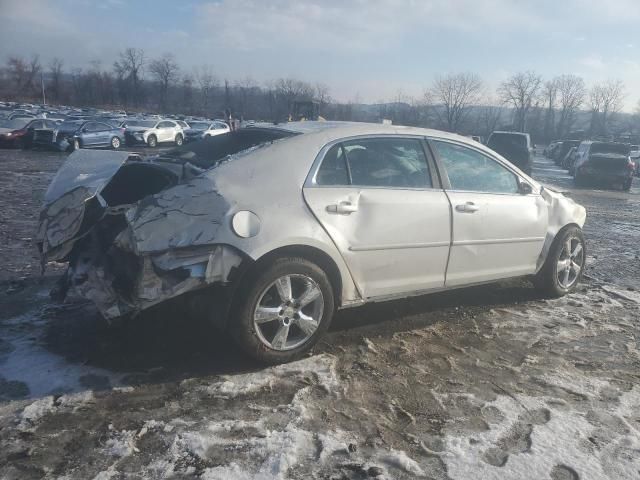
518,181 -> 533,195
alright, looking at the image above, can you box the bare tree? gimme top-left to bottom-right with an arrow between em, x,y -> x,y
589,79 -> 625,135
6,57 -> 28,97
48,58 -> 64,102
498,71 -> 543,132
275,78 -> 315,118
113,48 -> 145,106
315,82 -> 331,118
149,53 -> 179,111
554,74 -> 585,138
476,97 -> 503,137
429,72 -> 483,132
181,74 -> 195,114
5,55 -> 41,99
542,79 -> 558,141
195,66 -> 218,116
235,76 -> 258,118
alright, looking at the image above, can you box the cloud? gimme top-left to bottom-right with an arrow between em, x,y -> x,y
193,0 -> 548,53
580,55 -> 606,70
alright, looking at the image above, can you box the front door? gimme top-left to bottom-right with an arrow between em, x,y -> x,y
303,137 -> 451,299
429,139 -> 548,286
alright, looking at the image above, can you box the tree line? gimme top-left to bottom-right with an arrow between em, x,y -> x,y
1,49 -> 637,143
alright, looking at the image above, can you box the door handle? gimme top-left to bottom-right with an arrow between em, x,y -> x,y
327,201 -> 358,214
455,202 -> 479,213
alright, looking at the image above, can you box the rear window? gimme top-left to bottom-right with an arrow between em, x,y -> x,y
590,143 -> 630,156
126,120 -> 156,128
488,133 -> 527,150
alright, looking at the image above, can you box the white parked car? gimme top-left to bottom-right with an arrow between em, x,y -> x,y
183,120 -> 231,142
38,122 -> 586,363
123,119 -> 184,147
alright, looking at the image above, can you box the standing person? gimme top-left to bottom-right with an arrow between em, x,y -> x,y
225,108 -> 236,131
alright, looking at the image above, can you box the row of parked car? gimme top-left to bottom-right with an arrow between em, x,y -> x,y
0,102 -> 232,151
545,139 -> 638,190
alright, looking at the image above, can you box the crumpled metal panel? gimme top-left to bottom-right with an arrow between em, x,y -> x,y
70,244 -> 244,319
37,186 -> 89,252
536,186 -> 587,270
43,150 -> 135,205
124,176 -> 230,254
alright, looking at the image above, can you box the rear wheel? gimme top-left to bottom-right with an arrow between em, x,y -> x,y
147,135 -> 157,148
174,134 -> 183,146
534,226 -> 585,297
230,257 -> 335,364
110,136 -> 121,149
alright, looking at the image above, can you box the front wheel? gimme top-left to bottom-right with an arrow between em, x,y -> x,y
110,136 -> 121,149
147,135 -> 157,148
534,226 -> 585,297
174,134 -> 183,146
230,257 -> 335,364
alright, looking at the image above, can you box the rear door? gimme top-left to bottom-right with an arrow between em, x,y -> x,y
95,122 -> 112,145
303,136 -> 451,299
429,139 -> 548,286
82,122 -> 101,146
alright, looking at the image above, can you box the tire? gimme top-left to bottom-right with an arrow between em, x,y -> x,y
229,257 -> 335,364
73,139 -> 80,151
533,226 -> 585,297
14,138 -> 24,149
147,135 -> 157,148
110,136 -> 121,149
174,134 -> 183,146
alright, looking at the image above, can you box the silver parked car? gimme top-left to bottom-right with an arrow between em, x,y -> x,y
37,122 -> 586,363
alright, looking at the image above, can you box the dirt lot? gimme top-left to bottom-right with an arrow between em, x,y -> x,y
0,148 -> 639,479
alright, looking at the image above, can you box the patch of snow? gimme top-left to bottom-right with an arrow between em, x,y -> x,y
441,381 -> 640,480
105,428 -> 138,457
205,354 -> 340,397
381,449 -> 426,476
18,395 -> 55,430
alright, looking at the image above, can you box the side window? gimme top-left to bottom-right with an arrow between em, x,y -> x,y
316,144 -> 349,186
83,122 -> 98,132
432,140 -> 519,194
344,138 -> 432,188
157,121 -> 170,128
96,122 -> 110,131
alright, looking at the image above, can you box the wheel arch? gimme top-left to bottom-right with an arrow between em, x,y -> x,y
535,222 -> 583,274
247,244 -> 345,307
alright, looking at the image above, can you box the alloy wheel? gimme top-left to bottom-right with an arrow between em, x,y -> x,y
253,274 -> 324,351
556,237 -> 584,289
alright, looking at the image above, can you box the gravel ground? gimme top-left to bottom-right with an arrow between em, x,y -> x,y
0,148 -> 639,479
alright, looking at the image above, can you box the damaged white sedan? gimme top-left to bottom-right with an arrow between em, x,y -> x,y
37,122 -> 586,363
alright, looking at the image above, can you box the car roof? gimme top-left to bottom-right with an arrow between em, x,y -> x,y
489,131 -> 529,136
249,120 -> 476,143
229,121 -> 538,186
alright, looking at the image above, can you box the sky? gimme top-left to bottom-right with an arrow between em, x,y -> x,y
1,0 -> 640,110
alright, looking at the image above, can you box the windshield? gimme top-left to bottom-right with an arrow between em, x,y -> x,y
0,118 -> 31,129
126,120 -> 156,127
